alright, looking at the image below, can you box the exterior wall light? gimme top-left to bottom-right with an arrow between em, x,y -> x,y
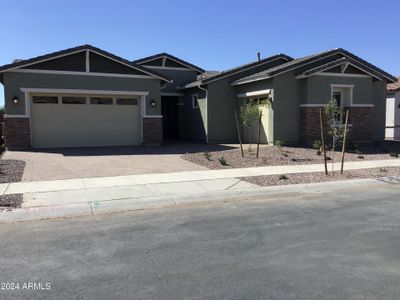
150,99 -> 156,108
13,96 -> 19,105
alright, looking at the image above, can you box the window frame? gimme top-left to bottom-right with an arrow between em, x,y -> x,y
192,94 -> 199,109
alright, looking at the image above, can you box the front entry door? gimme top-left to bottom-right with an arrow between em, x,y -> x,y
161,96 -> 179,140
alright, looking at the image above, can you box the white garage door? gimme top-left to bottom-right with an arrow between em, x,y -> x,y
31,94 -> 141,148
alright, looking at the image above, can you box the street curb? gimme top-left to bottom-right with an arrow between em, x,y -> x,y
0,177 -> 398,224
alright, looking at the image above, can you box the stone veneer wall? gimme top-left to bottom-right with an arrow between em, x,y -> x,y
4,117 -> 31,149
143,117 -> 163,145
300,106 -> 373,144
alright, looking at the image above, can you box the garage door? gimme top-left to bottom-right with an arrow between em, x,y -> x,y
31,94 -> 141,148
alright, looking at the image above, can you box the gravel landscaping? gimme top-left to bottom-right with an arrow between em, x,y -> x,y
182,142 -> 400,170
0,159 -> 25,210
240,167 -> 400,187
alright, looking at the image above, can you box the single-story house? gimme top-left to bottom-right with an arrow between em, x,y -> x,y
386,77 -> 400,140
0,45 -> 397,149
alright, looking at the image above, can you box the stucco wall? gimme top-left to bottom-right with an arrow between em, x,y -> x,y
3,72 -> 162,116
305,76 -> 374,105
272,71 -> 303,144
182,88 -> 207,142
144,68 -> 198,94
372,80 -> 387,140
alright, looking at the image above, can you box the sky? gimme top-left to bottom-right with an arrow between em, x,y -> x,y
1,0 -> 399,105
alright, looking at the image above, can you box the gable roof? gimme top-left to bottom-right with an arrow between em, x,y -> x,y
0,44 -> 171,82
181,54 -> 292,89
133,52 -> 205,73
387,77 -> 400,93
232,48 -> 397,85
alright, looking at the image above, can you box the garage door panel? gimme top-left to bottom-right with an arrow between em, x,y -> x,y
31,100 -> 141,148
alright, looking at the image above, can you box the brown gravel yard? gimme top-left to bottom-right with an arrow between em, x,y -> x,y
0,159 -> 25,209
182,142 -> 400,170
240,167 -> 400,187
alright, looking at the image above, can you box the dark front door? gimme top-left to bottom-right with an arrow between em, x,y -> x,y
161,96 -> 179,140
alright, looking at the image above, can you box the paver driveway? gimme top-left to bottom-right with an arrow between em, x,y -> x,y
2,144 -> 233,182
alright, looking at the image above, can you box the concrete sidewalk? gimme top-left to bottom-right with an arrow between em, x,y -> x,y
1,159 -> 399,195
1,177 -> 399,223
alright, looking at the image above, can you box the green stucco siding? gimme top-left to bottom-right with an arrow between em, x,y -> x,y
3,72 -> 162,115
272,72 -> 302,143
207,78 -> 237,143
305,76 -> 374,105
372,80 -> 387,140
182,88 -> 207,141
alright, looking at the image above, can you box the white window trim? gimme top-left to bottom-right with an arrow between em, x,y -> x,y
192,94 -> 199,109
237,89 -> 271,98
330,84 -> 354,108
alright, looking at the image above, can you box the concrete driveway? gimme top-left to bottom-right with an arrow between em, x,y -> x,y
3,144 -> 234,182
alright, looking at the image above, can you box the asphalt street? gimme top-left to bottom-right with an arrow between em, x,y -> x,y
1,183 -> 400,299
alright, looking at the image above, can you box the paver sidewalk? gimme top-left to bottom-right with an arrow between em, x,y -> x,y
1,159 -> 400,196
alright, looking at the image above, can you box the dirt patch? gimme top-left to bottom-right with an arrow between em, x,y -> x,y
240,167 -> 400,187
182,142 -> 400,170
0,159 -> 25,210
0,159 -> 25,183
0,194 -> 23,210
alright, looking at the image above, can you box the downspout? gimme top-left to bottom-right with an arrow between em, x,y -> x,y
198,84 -> 209,143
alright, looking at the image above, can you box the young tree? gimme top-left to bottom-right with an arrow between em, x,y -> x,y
240,98 -> 271,152
324,99 -> 345,173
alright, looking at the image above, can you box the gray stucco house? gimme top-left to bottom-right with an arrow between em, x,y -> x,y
0,45 -> 396,149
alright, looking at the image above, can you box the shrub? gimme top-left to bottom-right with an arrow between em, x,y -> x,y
291,158 -> 297,162
316,150 -> 322,156
275,140 -> 284,155
218,156 -> 228,166
312,140 -> 322,150
278,174 -> 288,180
357,155 -> 364,159
203,151 -> 212,161
379,168 -> 388,173
389,152 -> 399,158
326,156 -> 332,161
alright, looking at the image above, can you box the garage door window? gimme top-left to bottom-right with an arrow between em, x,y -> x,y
62,96 -> 86,104
116,98 -> 138,105
32,96 -> 58,104
90,97 -> 113,105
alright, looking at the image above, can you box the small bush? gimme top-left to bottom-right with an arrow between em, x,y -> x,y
283,153 -> 288,157
218,156 -> 228,166
389,152 -> 399,158
291,158 -> 297,162
203,151 -> 212,161
326,156 -> 332,161
278,174 -> 288,180
354,149 -> 362,155
379,168 -> 388,173
275,140 -> 284,154
247,146 -> 253,154
357,155 -> 364,159
316,150 -> 322,156
312,140 -> 322,150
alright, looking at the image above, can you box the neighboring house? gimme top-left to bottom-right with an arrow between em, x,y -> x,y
0,45 -> 397,149
386,77 -> 400,140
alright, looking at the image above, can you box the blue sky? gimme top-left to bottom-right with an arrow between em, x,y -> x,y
1,0 -> 399,105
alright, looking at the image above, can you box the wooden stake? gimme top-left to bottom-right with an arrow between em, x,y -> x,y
320,109 -> 328,175
340,110 -> 349,174
235,110 -> 244,158
256,110 -> 262,159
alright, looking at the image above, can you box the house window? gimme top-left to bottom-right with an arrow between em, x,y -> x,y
192,94 -> 199,109
116,98 -> 138,105
331,85 -> 353,121
90,97 -> 113,105
62,96 -> 86,104
32,96 -> 58,104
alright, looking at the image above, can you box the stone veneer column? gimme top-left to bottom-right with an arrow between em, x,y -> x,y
143,117 -> 163,145
300,106 -> 374,144
4,117 -> 31,149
